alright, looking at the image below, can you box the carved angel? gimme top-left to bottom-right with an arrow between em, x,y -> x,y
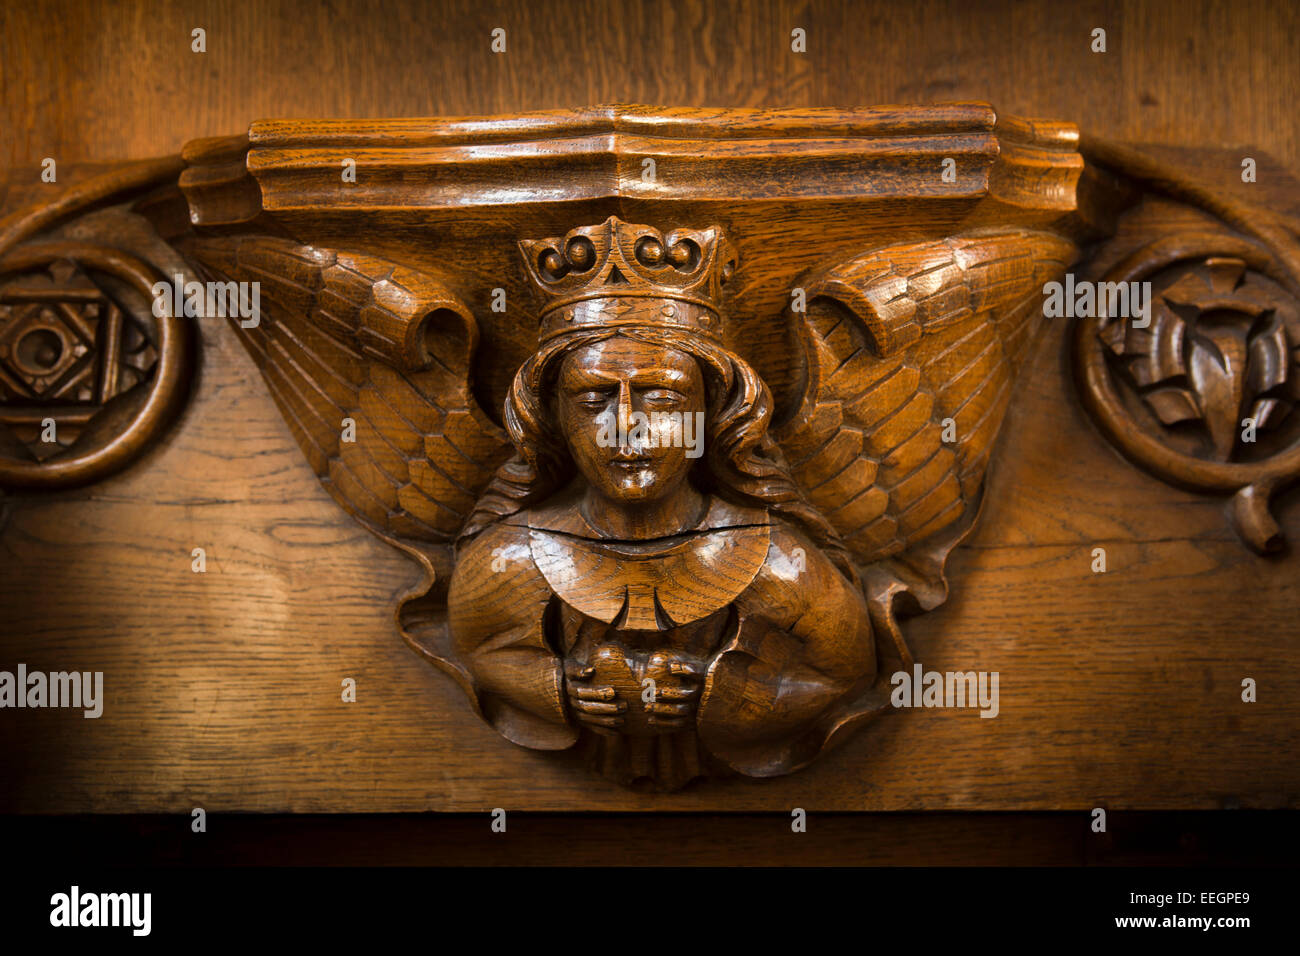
185,215 -> 1072,790
449,219 -> 875,789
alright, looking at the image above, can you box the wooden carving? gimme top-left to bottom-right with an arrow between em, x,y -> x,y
11,104 -> 1292,789
432,218 -> 1079,788
1072,140 -> 1300,552
0,237 -> 192,488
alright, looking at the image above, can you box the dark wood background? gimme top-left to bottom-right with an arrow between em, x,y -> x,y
3,0 -> 1297,173
1,0 -> 1297,816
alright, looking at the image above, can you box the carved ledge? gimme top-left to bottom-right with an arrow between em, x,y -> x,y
1,104 -> 1292,790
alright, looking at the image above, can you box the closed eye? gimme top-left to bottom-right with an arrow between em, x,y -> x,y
574,390 -> 613,408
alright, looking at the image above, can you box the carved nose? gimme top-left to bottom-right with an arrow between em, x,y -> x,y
613,386 -> 649,454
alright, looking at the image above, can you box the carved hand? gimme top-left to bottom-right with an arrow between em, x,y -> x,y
563,658 -> 627,734
641,651 -> 703,732
565,645 -> 705,736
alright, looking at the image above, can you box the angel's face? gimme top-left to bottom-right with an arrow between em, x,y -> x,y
555,336 -> 706,508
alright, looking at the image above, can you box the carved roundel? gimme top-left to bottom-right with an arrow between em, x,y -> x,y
1073,231 -> 1300,551
0,242 -> 193,489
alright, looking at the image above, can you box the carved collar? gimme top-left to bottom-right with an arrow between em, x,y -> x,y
519,495 -> 771,630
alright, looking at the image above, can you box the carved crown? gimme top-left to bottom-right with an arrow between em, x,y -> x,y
518,217 -> 737,344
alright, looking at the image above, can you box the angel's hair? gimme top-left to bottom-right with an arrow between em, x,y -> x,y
460,327 -> 855,579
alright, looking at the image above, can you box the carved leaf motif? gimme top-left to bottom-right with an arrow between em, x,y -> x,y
1142,384 -> 1202,425
1101,257 -> 1295,460
1188,323 -> 1248,458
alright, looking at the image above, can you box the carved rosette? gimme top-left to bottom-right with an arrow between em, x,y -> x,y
0,240 -> 192,488
1074,231 -> 1300,551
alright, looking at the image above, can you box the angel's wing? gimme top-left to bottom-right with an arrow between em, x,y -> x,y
775,230 -> 1076,568
183,235 -> 511,549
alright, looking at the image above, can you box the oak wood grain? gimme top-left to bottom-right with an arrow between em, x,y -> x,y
1,273 -> 1296,811
1,1 -> 1297,813
3,0 -> 1297,173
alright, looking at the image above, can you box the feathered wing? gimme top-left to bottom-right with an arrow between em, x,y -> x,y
182,235 -> 511,695
184,235 -> 509,543
774,230 -> 1076,664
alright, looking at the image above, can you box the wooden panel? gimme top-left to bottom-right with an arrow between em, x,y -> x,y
1,0 -> 1297,814
7,812 -> 1293,866
2,0 -> 1297,174
1,236 -> 1295,811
